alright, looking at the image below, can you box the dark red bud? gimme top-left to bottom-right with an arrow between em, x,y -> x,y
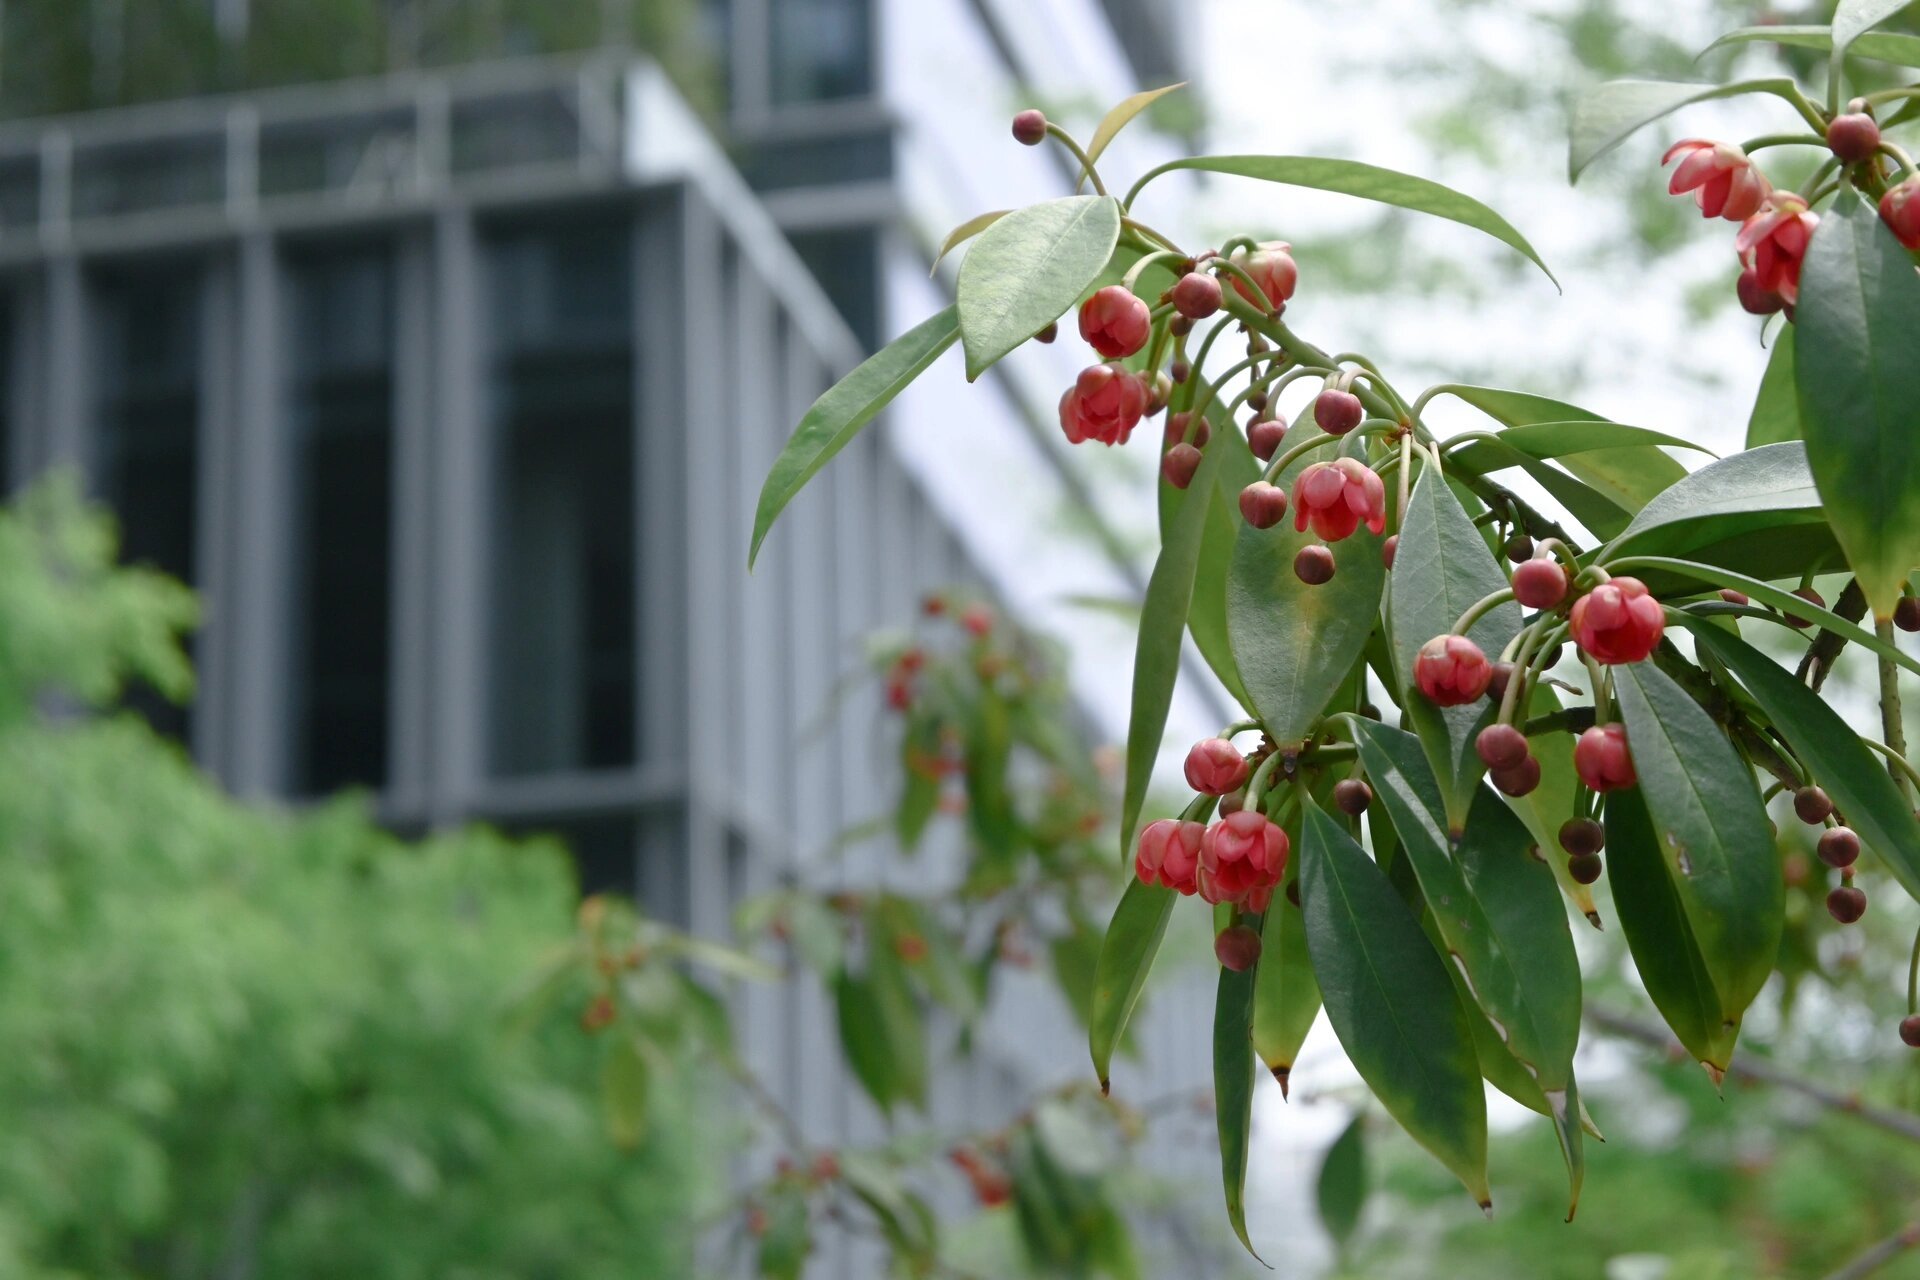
1294,544 -> 1336,585
1162,443 -> 1203,489
1786,586 -> 1825,628
1476,724 -> 1530,771
1816,826 -> 1861,869
1381,534 -> 1399,569
1034,321 -> 1058,344
1567,852 -> 1605,885
1313,389 -> 1365,436
1504,532 -> 1534,563
1214,923 -> 1263,971
1487,661 -> 1515,703
1248,417 -> 1288,461
1737,267 -> 1787,316
1492,755 -> 1542,797
1793,786 -> 1834,826
1896,596 -> 1920,633
1512,557 -> 1570,610
1239,481 -> 1289,529
1169,315 -> 1193,337
1333,778 -> 1373,815
1827,884 -> 1868,924
1901,1015 -> 1920,1048
1171,360 -> 1191,384
1558,817 -> 1605,856
1172,272 -> 1224,319
1012,109 -> 1048,146
1719,588 -> 1750,606
1827,112 -> 1881,164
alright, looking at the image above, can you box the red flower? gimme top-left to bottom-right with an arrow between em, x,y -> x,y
1736,194 -> 1819,306
1570,576 -> 1664,665
1058,365 -> 1149,446
1574,724 -> 1636,793
1135,818 -> 1205,896
1227,240 -> 1298,312
1663,139 -> 1770,221
1291,458 -> 1386,542
1184,738 -> 1250,796
1078,285 -> 1152,359
1511,558 -> 1569,610
1415,635 -> 1494,707
1198,811 -> 1289,907
1881,177 -> 1920,251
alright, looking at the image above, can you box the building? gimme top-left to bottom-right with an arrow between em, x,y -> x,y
0,2 -> 1244,1271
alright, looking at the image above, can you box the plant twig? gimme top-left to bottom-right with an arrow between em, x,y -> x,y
1877,618 -> 1911,805
1820,1219 -> 1920,1280
1796,579 -> 1868,691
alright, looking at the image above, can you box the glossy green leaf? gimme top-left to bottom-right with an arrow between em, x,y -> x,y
1498,420 -> 1712,459
1078,83 -> 1188,190
1160,403 -> 1259,710
1834,0 -> 1919,68
1149,154 -> 1555,284
1747,337 -> 1802,448
1213,963 -> 1262,1261
929,209 -> 1008,274
839,1152 -> 937,1261
1509,685 -> 1601,928
834,970 -> 895,1111
1605,786 -> 1739,1076
957,195 -> 1122,380
1450,438 -> 1635,542
1090,879 -> 1177,1092
896,713 -> 943,851
750,307 -> 958,568
965,688 -> 1017,857
1436,385 -> 1689,515
1388,469 -> 1523,829
1569,78 -> 1799,181
1226,426 -> 1387,747
1613,661 -> 1783,1024
1794,192 -> 1920,618
1317,1115 -> 1368,1250
1701,24 -> 1920,68
1252,846 -> 1319,1093
1602,444 -> 1839,584
601,1033 -> 650,1148
1298,802 -> 1490,1209
1122,437 -> 1234,859
1689,623 -> 1920,905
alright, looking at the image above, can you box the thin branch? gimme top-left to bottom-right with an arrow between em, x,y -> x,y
1796,579 -> 1868,691
1877,618 -> 1911,805
1820,1220 -> 1920,1280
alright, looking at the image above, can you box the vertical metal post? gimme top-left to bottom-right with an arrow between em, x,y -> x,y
389,227 -> 436,821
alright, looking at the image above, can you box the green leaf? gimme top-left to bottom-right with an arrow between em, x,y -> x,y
1793,192 -> 1920,618
757,1192 -> 812,1280
957,195 -> 1122,380
1834,1 -> 1919,68
1388,469 -> 1523,829
895,713 -> 943,851
1450,439 -> 1635,541
834,970 -> 896,1110
1121,437 -> 1234,858
1747,337 -> 1802,448
1568,78 -> 1799,182
839,1152 -> 937,1261
1317,1115 -> 1368,1250
1606,786 -> 1739,1077
1613,661 -> 1783,1026
1089,880 -> 1177,1093
1298,802 -> 1490,1209
1603,444 -> 1839,585
601,1033 -> 651,1148
965,688 -> 1018,858
1160,402 -> 1259,710
1701,24 -> 1920,69
750,307 -> 958,567
1213,963 -> 1262,1262
1078,83 -> 1188,191
1435,384 -> 1690,516
1252,847 -> 1319,1093
1508,684 -> 1601,928
1147,155 -> 1555,285
1689,623 -> 1920,906
1226,426 -> 1387,747
929,209 -> 1008,274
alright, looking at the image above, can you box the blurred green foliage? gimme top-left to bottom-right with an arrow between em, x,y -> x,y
0,477 -> 720,1279
0,0 -> 721,119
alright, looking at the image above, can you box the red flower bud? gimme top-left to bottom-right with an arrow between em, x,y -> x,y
1786,585 -> 1825,629
1293,544 -> 1336,585
1313,389 -> 1365,436
1570,576 -> 1664,665
1239,481 -> 1289,529
1164,410 -> 1209,449
1816,826 -> 1861,869
1058,364 -> 1149,446
1476,724 -> 1530,771
1568,852 -> 1605,885
1559,818 -> 1604,856
1881,177 -> 1920,251
1135,818 -> 1204,896
1718,588 -> 1750,606
1214,923 -> 1263,972
1574,723 -> 1636,793
1184,737 -> 1250,796
1172,272 -> 1224,319
1793,786 -> 1834,825
1736,267 -> 1787,316
1226,240 -> 1298,312
1827,884 -> 1867,924
1826,112 -> 1881,165
1199,811 -> 1290,907
1078,285 -> 1152,359
1334,778 -> 1372,815
1415,635 -> 1494,707
1663,138 -> 1770,221
1736,194 -> 1819,306
1012,109 -> 1048,146
1247,417 -> 1288,462
1491,755 -> 1541,797
1381,534 -> 1399,569
1897,596 -> 1920,633
961,604 -> 994,637
1512,557 -> 1570,610
1901,1015 -> 1920,1048
1291,458 -> 1386,542
1161,442 -> 1203,489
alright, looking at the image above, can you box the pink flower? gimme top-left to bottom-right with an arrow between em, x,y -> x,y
1415,635 -> 1493,707
1663,139 -> 1770,222
1574,724 -> 1636,793
1570,577 -> 1664,665
1184,738 -> 1250,796
1736,194 -> 1819,306
1291,458 -> 1386,542
1078,285 -> 1152,359
1135,818 -> 1205,895
1198,811 -> 1289,907
1881,177 -> 1920,251
1058,365 -> 1149,446
1227,241 -> 1298,312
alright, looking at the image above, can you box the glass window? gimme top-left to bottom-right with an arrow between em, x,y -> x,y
769,0 -> 873,105
501,814 -> 636,899
0,301 -> 12,494
92,264 -> 202,742
285,247 -> 395,796
483,221 -> 636,778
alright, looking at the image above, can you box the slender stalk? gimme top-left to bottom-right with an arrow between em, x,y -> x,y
1046,124 -> 1106,196
1878,619 -> 1911,804
1451,587 -> 1517,638
1819,1222 -> 1920,1280
1860,736 -> 1920,796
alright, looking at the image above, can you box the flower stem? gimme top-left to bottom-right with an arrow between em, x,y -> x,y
1047,124 -> 1107,196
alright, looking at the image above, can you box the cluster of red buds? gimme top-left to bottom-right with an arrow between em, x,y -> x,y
883,597 -> 1001,714
1134,735 -> 1291,915
949,1143 -> 1013,1208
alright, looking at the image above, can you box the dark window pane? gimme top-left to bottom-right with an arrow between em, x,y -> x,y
770,0 -> 873,104
787,226 -> 879,349
92,264 -> 201,742
484,221 -> 636,777
0,301 -> 11,493
285,247 -> 394,796
501,814 -> 635,900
